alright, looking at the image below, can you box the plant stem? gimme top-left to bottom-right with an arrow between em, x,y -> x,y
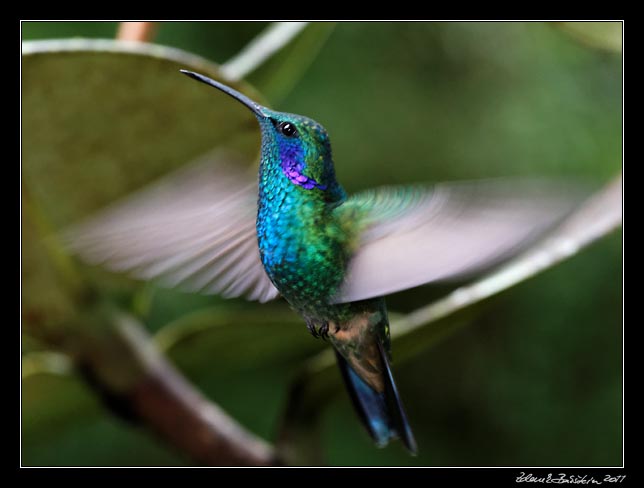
221,22 -> 308,81
402,173 -> 623,332
116,22 -> 158,43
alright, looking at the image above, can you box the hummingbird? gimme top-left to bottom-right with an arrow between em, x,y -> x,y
66,70 -> 576,455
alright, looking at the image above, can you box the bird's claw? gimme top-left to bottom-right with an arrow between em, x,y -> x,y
318,322 -> 329,338
306,320 -> 319,338
306,320 -> 329,340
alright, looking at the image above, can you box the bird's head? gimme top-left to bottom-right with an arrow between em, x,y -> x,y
181,70 -> 345,203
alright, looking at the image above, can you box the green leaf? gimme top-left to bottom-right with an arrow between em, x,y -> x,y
556,22 -> 622,53
22,39 -> 267,326
21,212 -> 69,323
149,303 -> 328,446
22,369 -> 100,445
22,39 -> 263,229
156,305 -> 324,375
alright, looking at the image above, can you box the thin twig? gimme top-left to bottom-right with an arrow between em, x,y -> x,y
221,22 -> 309,81
116,22 -> 158,43
401,174 -> 622,332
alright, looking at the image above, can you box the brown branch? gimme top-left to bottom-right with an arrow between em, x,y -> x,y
23,269 -> 279,465
127,367 -> 277,466
116,22 -> 158,43
81,310 -> 280,466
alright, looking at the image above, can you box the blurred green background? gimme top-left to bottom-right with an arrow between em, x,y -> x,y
21,22 -> 622,466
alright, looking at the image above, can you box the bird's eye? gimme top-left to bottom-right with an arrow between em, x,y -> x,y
278,122 -> 298,138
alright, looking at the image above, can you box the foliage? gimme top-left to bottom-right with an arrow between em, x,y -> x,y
21,21 -> 622,466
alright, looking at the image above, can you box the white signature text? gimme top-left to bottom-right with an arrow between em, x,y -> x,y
516,473 -> 626,485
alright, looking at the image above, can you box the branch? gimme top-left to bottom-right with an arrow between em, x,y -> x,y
220,22 -> 309,81
116,22 -> 158,43
24,319 -> 280,467
400,173 -> 622,333
106,313 -> 278,466
25,194 -> 279,466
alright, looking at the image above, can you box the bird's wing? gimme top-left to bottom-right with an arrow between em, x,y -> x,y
63,151 -> 279,303
331,179 -> 580,304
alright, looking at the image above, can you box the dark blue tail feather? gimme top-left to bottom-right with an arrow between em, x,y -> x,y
334,345 -> 417,454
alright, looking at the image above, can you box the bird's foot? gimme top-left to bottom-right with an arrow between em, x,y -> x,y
318,321 -> 329,339
306,320 -> 319,338
306,320 -> 329,340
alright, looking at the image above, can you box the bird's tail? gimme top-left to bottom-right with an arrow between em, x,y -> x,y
334,341 -> 417,454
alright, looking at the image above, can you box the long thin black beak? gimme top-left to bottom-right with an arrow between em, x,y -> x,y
180,70 -> 267,118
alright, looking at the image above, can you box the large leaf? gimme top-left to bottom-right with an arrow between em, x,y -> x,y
22,39 -> 268,327
151,305 -> 325,441
155,305 -> 323,375
22,39 -> 264,229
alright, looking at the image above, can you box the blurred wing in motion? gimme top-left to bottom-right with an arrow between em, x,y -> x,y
63,150 -> 279,303
332,179 -> 582,303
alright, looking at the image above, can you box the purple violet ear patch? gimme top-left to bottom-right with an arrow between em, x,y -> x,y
281,152 -> 327,191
